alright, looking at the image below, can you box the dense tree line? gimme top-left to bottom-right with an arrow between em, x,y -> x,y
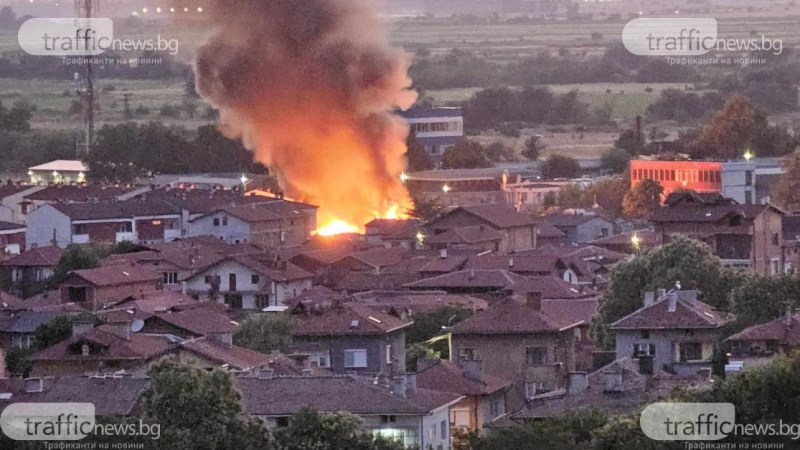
462,86 -> 591,130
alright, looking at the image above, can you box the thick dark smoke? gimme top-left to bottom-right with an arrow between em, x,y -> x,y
195,0 -> 417,230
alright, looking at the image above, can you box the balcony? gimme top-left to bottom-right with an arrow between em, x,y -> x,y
722,258 -> 750,268
72,234 -> 90,244
116,232 -> 136,243
164,229 -> 181,242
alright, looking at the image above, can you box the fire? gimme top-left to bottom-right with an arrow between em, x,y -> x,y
315,203 -> 409,236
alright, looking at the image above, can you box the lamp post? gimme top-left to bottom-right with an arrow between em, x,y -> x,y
631,233 -> 641,254
744,149 -> 753,162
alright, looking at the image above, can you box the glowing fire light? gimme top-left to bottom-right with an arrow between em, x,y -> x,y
316,219 -> 360,237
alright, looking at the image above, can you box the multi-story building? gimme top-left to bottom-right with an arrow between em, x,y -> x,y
721,158 -> 784,205
630,160 -> 722,200
398,107 -> 463,163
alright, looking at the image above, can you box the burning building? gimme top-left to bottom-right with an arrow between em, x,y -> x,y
194,0 -> 417,235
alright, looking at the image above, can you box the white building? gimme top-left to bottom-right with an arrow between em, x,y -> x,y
721,158 -> 784,205
399,107 -> 463,161
28,160 -> 87,185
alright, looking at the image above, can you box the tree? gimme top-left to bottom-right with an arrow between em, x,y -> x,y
541,154 -> 580,179
441,139 -> 491,169
591,237 -> 739,348
622,179 -> 663,220
584,177 -> 628,218
405,131 -> 434,172
772,151 -> 800,210
141,359 -> 272,450
463,85 -> 519,129
464,410 -> 608,450
409,194 -> 445,222
233,313 -> 293,354
729,275 -> 800,332
48,245 -> 101,288
0,6 -> 16,29
600,147 -> 632,174
485,141 -> 516,162
274,408 -> 405,450
33,316 -> 72,349
694,95 -> 756,160
522,136 -> 545,161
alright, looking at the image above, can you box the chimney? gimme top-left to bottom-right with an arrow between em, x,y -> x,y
468,268 -> 475,280
656,288 -> 666,299
667,293 -> 678,312
643,292 -> 655,308
508,257 -> 514,269
524,291 -> 542,311
71,320 -> 94,337
603,370 -> 623,393
393,375 -> 417,398
567,372 -> 588,395
440,248 -> 447,259
638,355 -> 654,375
462,360 -> 483,381
81,343 -> 90,357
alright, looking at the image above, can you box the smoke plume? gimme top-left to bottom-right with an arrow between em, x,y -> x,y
195,0 -> 417,231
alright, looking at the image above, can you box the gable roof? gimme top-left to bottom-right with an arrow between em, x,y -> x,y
727,313 -> 800,344
192,200 -> 316,223
1,246 -> 64,267
404,270 -> 526,291
180,338 -> 271,371
236,376 -> 460,416
610,291 -> 730,330
458,204 -> 539,229
416,360 -> 511,396
503,275 -> 599,300
69,265 -> 161,287
31,325 -> 174,363
424,225 -> 506,246
542,213 -> 613,228
465,254 -> 558,273
21,376 -> 147,416
151,309 -> 237,335
291,303 -> 412,336
450,296 -> 583,335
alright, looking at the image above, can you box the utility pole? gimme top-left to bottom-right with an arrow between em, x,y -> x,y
75,0 -> 99,157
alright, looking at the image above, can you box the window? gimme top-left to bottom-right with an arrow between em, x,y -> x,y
440,420 -> 447,440
224,294 -> 243,309
679,342 -> 703,362
222,216 -> 228,226
772,233 -> 780,246
118,222 -> 132,233
489,399 -> 503,418
163,272 -> 178,284
344,349 -> 367,368
213,218 -> 220,226
640,330 -> 650,339
525,347 -> 547,366
386,344 -> 392,364
255,294 -> 269,309
525,381 -> 547,399
310,351 -> 330,368
458,348 -> 475,361
275,417 -> 289,427
745,170 -> 753,186
251,274 -> 260,284
633,343 -> 656,358
73,224 -> 86,235
428,425 -> 436,440
380,415 -> 396,424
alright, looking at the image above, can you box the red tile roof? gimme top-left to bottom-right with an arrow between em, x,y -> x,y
404,270 -> 525,290
153,309 -> 237,335
450,296 -> 583,335
458,204 -> 539,229
181,338 -> 272,371
424,225 -> 506,246
291,303 -> 412,336
416,360 -> 511,396
727,313 -> 800,344
465,254 -> 558,274
31,325 -> 173,363
503,276 -> 599,300
1,246 -> 64,267
610,291 -> 730,330
70,265 -> 161,287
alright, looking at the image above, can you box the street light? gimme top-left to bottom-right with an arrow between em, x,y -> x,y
400,172 -> 408,183
744,149 -> 754,162
631,234 -> 641,253
442,184 -> 451,194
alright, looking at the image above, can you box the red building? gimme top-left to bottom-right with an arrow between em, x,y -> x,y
630,160 -> 722,200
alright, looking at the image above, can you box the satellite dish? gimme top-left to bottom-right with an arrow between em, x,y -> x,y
130,320 -> 145,333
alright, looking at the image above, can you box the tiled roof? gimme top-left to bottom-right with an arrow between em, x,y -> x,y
152,309 -> 237,335
31,325 -> 173,362
1,246 -> 64,267
193,200 -> 316,223
355,292 -> 489,315
291,303 -> 411,336
424,225 -> 505,245
339,248 -> 409,269
465,254 -> 558,274
651,203 -> 765,223
589,229 -> 662,247
450,297 -> 583,335
365,219 -> 421,235
25,185 -> 136,202
20,376 -> 147,416
541,299 -> 599,325
181,338 -> 272,371
610,291 -> 730,330
404,270 -> 526,290
503,276 -> 599,300
0,290 -> 24,311
459,204 -> 539,229
2,311 -> 58,333
727,313 -> 800,344
71,265 -> 161,287
416,360 -> 511,396
335,272 -> 421,292
535,221 -> 566,238
236,376 -> 458,416
0,184 -> 35,199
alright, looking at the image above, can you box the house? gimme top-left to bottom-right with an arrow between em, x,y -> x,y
1,246 -> 64,297
188,200 -> 317,248
651,192 -> 785,273
290,302 -> 411,377
424,204 -> 542,253
609,289 -> 730,377
404,269 -> 526,294
589,229 -> 662,254
0,183 -> 45,223
405,169 -> 508,208
508,357 -> 698,420
423,225 -> 506,252
398,107 -> 463,162
542,212 -> 615,244
183,255 -> 313,310
365,219 -> 422,249
27,160 -> 88,185
21,184 -> 146,223
721,157 -> 784,205
504,180 -> 563,212
0,311 -> 59,349
237,375 -> 462,449
59,265 -> 162,310
449,292 -> 584,410
727,310 -> 800,360
0,221 -> 25,255
25,199 -> 183,249
416,359 -> 510,438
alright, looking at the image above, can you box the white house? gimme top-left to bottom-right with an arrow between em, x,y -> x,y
183,255 -> 313,310
398,107 -> 463,161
